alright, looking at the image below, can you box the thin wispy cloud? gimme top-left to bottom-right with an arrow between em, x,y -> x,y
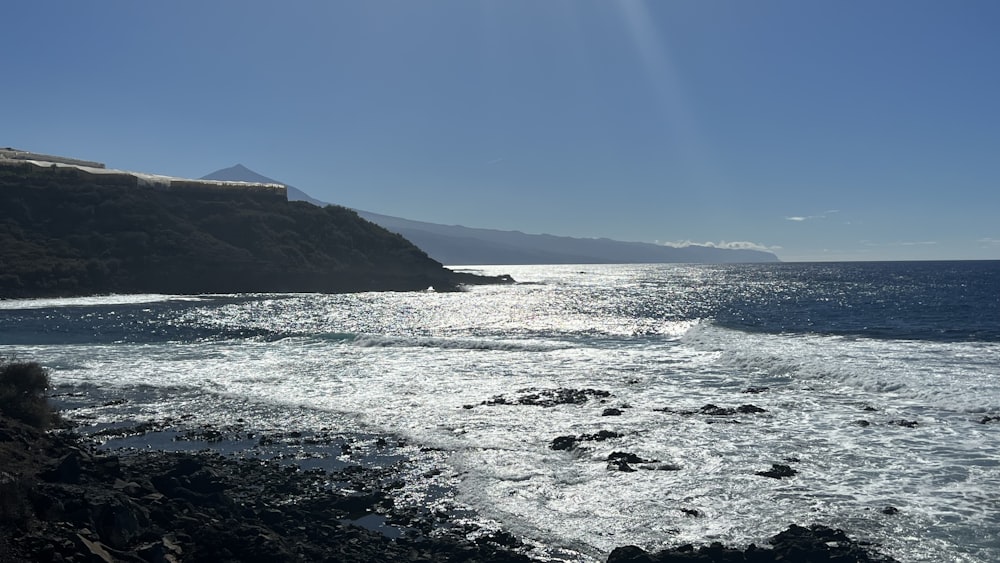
978,238 -> 1000,246
660,240 -> 781,252
863,240 -> 938,247
785,210 -> 839,222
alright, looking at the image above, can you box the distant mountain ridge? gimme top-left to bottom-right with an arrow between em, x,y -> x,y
202,165 -> 780,265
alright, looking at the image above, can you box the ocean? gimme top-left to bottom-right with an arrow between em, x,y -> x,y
2,261 -> 998,562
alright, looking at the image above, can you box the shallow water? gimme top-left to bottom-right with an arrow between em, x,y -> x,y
3,262 -> 999,562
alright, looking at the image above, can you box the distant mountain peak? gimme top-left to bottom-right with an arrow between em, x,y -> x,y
202,164 -> 282,186
202,165 -> 327,206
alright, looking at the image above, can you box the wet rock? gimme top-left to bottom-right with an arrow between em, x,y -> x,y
742,386 -> 769,394
882,506 -> 900,515
550,435 -> 578,451
771,524 -> 898,562
474,529 -> 523,549
979,415 -> 1000,424
331,491 -> 390,517
607,452 -> 657,472
550,430 -> 622,451
583,430 -> 622,442
891,419 -> 919,428
607,545 -> 652,563
607,461 -> 636,473
756,463 -> 797,479
853,420 -> 872,427
699,404 -> 732,416
483,387 -> 612,407
656,403 -> 766,417
639,462 -> 681,471
608,524 -> 899,562
602,408 -> 623,417
680,508 -> 701,517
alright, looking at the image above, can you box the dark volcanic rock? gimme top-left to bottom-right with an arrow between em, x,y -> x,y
742,386 -> 769,394
608,452 -> 653,465
699,404 -> 732,416
549,430 -> 622,451
656,403 -> 767,417
584,430 -> 622,442
755,463 -> 797,479
602,408 -> 623,417
0,415 -> 538,563
639,463 -> 681,471
979,415 -> 1000,424
607,452 -> 660,472
550,435 -> 579,451
484,388 -> 611,408
890,419 -> 919,428
606,524 -> 899,562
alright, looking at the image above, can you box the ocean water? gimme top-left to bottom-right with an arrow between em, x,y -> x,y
2,262 -> 999,562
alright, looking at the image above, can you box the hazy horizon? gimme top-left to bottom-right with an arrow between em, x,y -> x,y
4,1 -> 999,262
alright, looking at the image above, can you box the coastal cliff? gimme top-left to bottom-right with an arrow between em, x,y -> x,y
0,162 -> 508,298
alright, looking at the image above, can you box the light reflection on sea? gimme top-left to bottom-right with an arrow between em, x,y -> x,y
3,263 -> 999,562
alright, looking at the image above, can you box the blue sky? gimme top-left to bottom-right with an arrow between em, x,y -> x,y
4,1 -> 999,261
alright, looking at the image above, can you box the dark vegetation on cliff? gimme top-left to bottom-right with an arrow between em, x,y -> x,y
0,165 -> 508,298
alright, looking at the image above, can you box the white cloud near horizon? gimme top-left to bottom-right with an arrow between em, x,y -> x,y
785,210 -> 839,222
863,240 -> 938,247
660,240 -> 782,252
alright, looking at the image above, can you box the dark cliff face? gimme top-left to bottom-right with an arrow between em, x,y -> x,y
0,165 -> 480,298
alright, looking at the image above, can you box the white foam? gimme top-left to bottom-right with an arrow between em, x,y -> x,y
351,334 -> 567,352
7,264 -> 999,562
0,294 -> 205,310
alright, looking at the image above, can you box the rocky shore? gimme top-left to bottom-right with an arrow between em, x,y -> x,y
0,414 -> 537,563
0,406 -> 906,563
0,353 -> 905,563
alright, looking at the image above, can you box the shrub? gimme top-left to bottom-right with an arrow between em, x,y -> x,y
0,358 -> 56,428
